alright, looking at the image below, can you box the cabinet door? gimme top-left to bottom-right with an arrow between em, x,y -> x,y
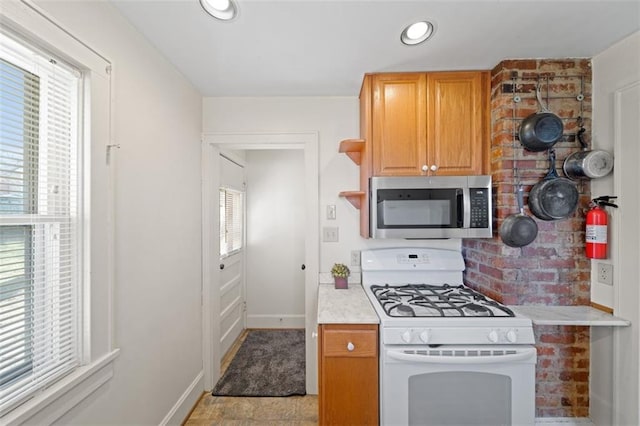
372,73 -> 427,176
426,71 -> 488,175
318,324 -> 379,425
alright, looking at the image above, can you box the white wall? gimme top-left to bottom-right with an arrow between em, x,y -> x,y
245,150 -> 306,327
202,97 -> 459,278
30,1 -> 204,424
591,31 -> 640,308
590,31 -> 640,426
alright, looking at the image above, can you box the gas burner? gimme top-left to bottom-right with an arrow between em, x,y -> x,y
371,284 -> 515,318
461,303 -> 492,316
394,304 -> 416,317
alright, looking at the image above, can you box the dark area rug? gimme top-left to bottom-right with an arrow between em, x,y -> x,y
212,329 -> 306,397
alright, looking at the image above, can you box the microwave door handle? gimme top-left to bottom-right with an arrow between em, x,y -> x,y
460,188 -> 470,228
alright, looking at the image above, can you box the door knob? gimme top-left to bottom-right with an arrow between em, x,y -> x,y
219,263 -> 225,270
421,164 -> 428,172
301,264 -> 306,270
430,164 -> 438,172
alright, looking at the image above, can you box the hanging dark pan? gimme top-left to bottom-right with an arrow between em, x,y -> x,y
500,184 -> 538,247
528,149 -> 579,220
519,84 -> 564,152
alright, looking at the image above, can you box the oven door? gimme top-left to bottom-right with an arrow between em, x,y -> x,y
381,345 -> 536,426
372,187 -> 465,239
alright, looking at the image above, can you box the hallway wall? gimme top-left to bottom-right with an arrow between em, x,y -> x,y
31,1 -> 204,424
245,150 -> 306,328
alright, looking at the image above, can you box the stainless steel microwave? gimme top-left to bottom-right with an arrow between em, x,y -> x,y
370,175 -> 492,239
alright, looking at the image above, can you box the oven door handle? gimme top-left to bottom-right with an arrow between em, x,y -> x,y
387,350 -> 535,365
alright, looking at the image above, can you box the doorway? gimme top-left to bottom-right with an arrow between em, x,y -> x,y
201,132 -> 319,395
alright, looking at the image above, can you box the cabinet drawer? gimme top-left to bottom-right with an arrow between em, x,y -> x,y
322,328 -> 377,358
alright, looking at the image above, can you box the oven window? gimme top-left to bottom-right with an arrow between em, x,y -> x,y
408,371 -> 511,425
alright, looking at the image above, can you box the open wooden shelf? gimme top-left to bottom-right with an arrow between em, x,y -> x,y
339,191 -> 365,210
338,139 -> 365,165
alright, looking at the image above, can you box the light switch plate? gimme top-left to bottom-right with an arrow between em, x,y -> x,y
327,204 -> 336,220
322,227 -> 339,242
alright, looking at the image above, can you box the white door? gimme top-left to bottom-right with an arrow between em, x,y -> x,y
245,150 -> 305,328
218,155 -> 246,356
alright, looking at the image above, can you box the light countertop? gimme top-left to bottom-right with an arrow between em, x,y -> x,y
509,305 -> 630,326
317,284 -> 379,324
317,283 -> 629,326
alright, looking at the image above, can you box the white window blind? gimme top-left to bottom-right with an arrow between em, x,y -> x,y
219,188 -> 243,257
0,30 -> 82,415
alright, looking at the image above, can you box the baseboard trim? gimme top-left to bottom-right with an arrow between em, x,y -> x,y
535,418 -> 594,425
159,370 -> 204,426
247,314 -> 305,328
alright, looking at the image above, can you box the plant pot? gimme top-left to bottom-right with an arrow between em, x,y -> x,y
334,277 -> 348,289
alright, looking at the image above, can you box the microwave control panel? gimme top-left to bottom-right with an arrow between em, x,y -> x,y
469,188 -> 489,228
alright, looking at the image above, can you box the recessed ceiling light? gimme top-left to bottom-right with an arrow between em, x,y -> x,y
401,21 -> 435,45
200,0 -> 238,21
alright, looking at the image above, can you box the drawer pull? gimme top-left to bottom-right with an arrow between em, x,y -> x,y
347,342 -> 355,351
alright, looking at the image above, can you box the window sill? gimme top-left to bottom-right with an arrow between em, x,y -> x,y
2,349 -> 120,426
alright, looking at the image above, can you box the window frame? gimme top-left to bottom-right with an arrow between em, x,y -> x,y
0,1 -> 118,424
1,25 -> 85,416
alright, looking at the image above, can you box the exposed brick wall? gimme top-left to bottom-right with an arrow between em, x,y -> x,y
462,59 -> 592,418
535,325 -> 590,417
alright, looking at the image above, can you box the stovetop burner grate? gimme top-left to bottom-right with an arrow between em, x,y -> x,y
371,284 -> 515,318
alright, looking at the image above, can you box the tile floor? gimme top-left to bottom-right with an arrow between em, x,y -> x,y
184,330 -> 318,425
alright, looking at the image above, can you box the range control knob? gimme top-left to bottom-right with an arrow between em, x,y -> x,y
506,329 -> 518,343
488,330 -> 500,343
419,330 -> 430,343
401,330 -> 412,343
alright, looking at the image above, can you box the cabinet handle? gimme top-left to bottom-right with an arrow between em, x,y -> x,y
430,164 -> 438,172
347,342 -> 355,351
421,164 -> 428,172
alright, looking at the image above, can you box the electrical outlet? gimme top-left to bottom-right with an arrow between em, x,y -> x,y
351,250 -> 361,266
597,263 -> 613,286
322,227 -> 339,242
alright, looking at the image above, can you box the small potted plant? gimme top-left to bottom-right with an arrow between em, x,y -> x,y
331,263 -> 350,289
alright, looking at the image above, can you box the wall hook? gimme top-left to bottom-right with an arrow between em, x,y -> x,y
106,143 -> 121,164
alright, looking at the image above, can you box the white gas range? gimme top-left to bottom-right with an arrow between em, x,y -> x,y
361,247 -> 536,426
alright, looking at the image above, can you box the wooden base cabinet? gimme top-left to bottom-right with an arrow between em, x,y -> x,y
318,324 -> 379,425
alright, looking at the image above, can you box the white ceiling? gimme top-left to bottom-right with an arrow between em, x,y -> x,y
111,0 -> 640,96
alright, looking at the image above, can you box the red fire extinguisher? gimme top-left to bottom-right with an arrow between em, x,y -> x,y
585,196 -> 618,259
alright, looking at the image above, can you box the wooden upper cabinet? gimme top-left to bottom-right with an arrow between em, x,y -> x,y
367,71 -> 489,176
372,73 -> 427,175
427,71 -> 487,175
